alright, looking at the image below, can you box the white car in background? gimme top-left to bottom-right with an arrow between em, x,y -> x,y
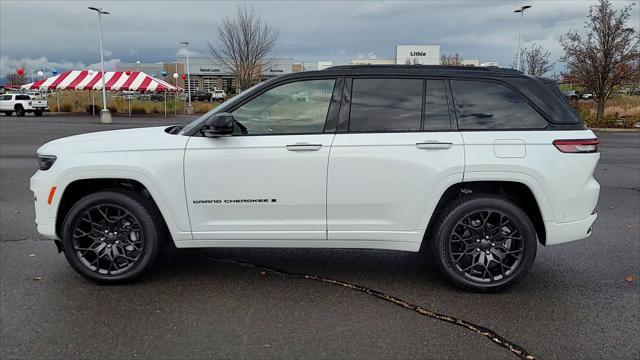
209,88 -> 227,101
0,93 -> 48,116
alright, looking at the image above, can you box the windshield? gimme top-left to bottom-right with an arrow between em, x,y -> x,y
178,82 -> 263,135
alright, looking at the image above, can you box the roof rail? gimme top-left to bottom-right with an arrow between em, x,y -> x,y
327,64 -> 523,74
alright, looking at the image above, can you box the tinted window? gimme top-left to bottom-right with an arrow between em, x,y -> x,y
1,95 -> 12,100
349,78 -> 422,132
451,80 -> 548,130
16,95 -> 30,100
424,80 -> 451,130
232,79 -> 335,135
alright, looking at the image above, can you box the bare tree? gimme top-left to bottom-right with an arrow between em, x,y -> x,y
6,63 -> 29,85
560,0 -> 639,121
208,4 -> 279,92
515,44 -> 554,76
440,53 -> 462,66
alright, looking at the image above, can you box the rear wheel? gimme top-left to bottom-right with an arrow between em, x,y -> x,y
61,190 -> 160,283
431,194 -> 537,292
14,105 -> 25,117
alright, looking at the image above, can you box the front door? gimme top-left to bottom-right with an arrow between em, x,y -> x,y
184,78 -> 338,241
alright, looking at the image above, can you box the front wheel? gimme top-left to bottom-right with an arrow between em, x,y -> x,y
431,195 -> 537,292
61,190 -> 160,283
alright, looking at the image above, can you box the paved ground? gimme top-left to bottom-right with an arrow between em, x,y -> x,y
1,114 -> 638,359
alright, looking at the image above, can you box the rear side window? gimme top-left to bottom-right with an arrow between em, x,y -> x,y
349,78 -> 422,132
451,80 -> 548,130
424,80 -> 451,130
15,95 -> 30,100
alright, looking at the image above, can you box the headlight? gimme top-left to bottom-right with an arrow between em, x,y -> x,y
38,155 -> 56,171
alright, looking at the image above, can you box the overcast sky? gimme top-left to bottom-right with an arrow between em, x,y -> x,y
1,0 -> 638,78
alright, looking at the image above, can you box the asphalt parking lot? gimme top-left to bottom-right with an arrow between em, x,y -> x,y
1,114 -> 638,359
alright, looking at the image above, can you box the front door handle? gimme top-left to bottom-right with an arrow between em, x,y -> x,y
286,143 -> 323,151
416,141 -> 453,150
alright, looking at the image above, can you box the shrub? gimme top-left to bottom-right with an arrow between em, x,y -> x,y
130,104 -> 147,114
86,105 -> 100,114
59,103 -> 73,112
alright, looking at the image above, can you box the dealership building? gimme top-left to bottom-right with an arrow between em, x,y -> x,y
350,45 -> 492,68
117,58 -> 331,94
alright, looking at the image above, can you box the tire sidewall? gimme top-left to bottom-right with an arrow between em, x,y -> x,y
15,106 -> 25,116
61,191 -> 159,283
433,197 -> 537,292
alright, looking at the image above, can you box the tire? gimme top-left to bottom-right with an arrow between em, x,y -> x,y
430,194 -> 537,293
61,190 -> 161,284
34,110 -> 43,116
3,111 -> 11,116
14,105 -> 25,117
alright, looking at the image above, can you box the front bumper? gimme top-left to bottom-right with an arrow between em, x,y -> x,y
544,213 -> 598,245
30,170 -> 59,239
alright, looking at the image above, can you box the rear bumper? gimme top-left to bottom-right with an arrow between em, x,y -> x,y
544,213 -> 597,245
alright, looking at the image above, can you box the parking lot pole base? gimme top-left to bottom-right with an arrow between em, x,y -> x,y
186,104 -> 194,115
100,110 -> 112,124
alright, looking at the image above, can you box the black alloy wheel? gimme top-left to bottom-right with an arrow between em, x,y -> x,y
71,204 -> 145,275
448,210 -> 525,283
62,190 -> 160,283
431,195 -> 537,292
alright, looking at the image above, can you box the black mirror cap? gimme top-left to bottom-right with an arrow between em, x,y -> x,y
202,113 -> 234,137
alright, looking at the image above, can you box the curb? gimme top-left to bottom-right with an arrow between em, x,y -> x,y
591,128 -> 640,132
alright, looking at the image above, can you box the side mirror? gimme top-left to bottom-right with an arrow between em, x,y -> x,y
202,113 -> 234,137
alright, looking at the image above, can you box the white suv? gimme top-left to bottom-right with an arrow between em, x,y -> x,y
30,66 -> 600,291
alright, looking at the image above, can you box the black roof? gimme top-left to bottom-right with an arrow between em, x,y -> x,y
277,64 -> 527,81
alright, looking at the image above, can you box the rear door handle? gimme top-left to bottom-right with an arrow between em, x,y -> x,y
416,141 -> 453,150
286,143 -> 323,151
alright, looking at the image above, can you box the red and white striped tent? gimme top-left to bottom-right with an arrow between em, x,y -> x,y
21,70 -> 182,92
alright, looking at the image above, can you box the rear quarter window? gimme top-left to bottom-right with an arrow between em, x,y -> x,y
451,80 -> 548,130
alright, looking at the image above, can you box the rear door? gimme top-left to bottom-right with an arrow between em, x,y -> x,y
327,77 -> 465,245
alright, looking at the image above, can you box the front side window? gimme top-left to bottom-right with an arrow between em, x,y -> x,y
349,78 -> 422,132
1,95 -> 12,100
451,80 -> 548,130
232,79 -> 335,135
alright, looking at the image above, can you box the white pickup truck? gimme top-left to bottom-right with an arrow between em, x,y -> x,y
0,93 -> 48,116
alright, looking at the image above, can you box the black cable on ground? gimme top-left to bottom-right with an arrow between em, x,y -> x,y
200,255 -> 536,360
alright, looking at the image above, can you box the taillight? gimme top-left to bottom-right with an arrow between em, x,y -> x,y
553,139 -> 599,153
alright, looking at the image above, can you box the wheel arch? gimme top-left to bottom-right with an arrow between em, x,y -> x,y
423,181 -> 548,246
55,178 -> 175,246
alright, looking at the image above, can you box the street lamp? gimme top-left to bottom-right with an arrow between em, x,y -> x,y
88,6 -> 111,124
514,5 -> 532,72
180,41 -> 193,114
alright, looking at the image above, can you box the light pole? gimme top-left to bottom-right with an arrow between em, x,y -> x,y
89,6 -> 111,124
514,5 -> 532,72
180,41 -> 193,114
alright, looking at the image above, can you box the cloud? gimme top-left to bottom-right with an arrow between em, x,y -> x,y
176,48 -> 203,57
0,56 -> 122,78
1,0 -> 623,75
